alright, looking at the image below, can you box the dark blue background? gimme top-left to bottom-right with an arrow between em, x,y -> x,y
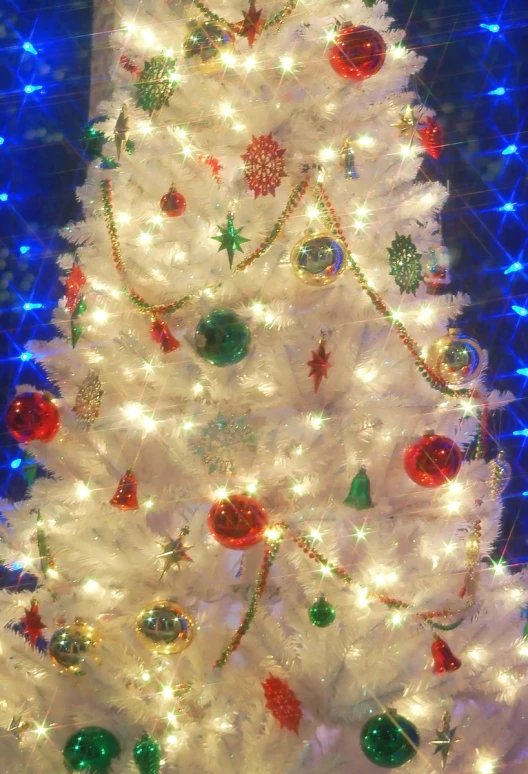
0,0 -> 526,577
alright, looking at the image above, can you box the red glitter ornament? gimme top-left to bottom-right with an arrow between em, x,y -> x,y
6,392 -> 60,444
241,133 -> 286,198
208,494 -> 268,550
329,25 -> 386,82
306,339 -> 332,394
404,431 -> 462,488
198,154 -> 222,183
150,318 -> 180,353
262,674 -> 302,734
418,118 -> 444,160
110,469 -> 139,510
21,600 -> 46,648
160,185 -> 186,217
432,635 -> 462,675
65,263 -> 87,313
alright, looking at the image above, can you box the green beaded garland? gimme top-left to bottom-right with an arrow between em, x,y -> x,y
63,726 -> 121,773
195,309 -> 251,367
360,710 -> 419,768
308,595 -> 336,628
133,733 -> 162,774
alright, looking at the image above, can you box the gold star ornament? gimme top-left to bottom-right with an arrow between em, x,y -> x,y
158,526 -> 193,579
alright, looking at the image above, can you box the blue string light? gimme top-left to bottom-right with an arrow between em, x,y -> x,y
23,302 -> 43,311
516,368 -> 528,377
0,137 -> 5,146
10,459 -> 22,470
499,203 -> 516,212
0,193 -> 8,202
480,23 -> 500,33
19,352 -> 31,362
512,306 -> 528,317
488,87 -> 506,96
502,144 -> 518,156
513,430 -> 528,438
23,42 -> 38,55
19,245 -> 30,255
23,84 -> 43,94
504,262 -> 523,275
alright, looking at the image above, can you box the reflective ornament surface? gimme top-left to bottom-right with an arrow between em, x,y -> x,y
135,600 -> 195,654
195,309 -> 251,366
160,186 -> 186,218
404,431 -> 462,488
208,494 -> 269,550
308,595 -> 336,627
432,635 -> 462,674
109,468 -> 139,510
183,21 -> 235,73
343,466 -> 373,509
49,620 -> 100,675
63,726 -> 121,773
290,232 -> 346,286
133,733 -> 162,774
360,710 -> 420,768
426,327 -> 483,386
329,25 -> 386,81
6,391 -> 60,443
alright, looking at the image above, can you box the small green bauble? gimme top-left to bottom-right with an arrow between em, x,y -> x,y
360,710 -> 420,768
308,595 -> 336,628
195,309 -> 251,367
133,733 -> 162,774
63,726 -> 121,773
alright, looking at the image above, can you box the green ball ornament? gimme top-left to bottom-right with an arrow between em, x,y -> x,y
133,733 -> 162,774
63,726 -> 121,773
360,710 -> 420,768
195,309 -> 251,367
308,595 -> 336,627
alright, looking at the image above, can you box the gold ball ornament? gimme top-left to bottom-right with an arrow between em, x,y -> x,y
135,600 -> 195,655
183,21 -> 235,74
49,619 -> 101,675
290,232 -> 346,286
426,327 -> 483,386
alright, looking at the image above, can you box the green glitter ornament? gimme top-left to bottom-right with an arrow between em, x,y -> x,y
63,726 -> 121,773
212,212 -> 250,269
308,595 -> 336,628
343,466 -> 373,510
360,709 -> 420,768
195,309 -> 251,367
387,233 -> 423,295
133,733 -> 162,774
135,55 -> 178,113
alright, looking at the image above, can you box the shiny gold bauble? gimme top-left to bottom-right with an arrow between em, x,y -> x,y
135,600 -> 195,655
49,619 -> 100,675
426,327 -> 483,386
290,232 -> 346,287
183,21 -> 235,74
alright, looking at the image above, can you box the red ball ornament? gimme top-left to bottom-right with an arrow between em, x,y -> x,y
329,25 -> 386,82
208,494 -> 268,550
160,185 -> 186,218
404,431 -> 462,488
6,392 -> 60,444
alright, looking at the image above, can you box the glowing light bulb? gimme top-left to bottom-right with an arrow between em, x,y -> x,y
220,103 -> 233,117
280,55 -> 295,73
390,45 -> 406,58
310,529 -> 322,541
215,487 -> 229,500
76,482 -> 91,500
391,611 -> 404,627
264,526 -> 282,543
83,579 -> 100,593
310,414 -> 324,430
306,205 -> 319,219
92,309 -> 109,324
34,724 -> 49,738
292,483 -> 304,496
448,481 -> 463,495
193,383 -> 204,395
142,672 -> 151,681
142,416 -> 156,433
244,55 -> 258,71
167,734 -> 178,745
142,28 -> 155,45
246,481 -> 258,494
221,51 -> 237,67
124,402 -> 143,420
319,147 -> 336,162
357,135 -> 375,148
182,420 -> 194,431
320,565 -> 332,577
139,232 -> 153,245
476,758 -> 497,774
161,685 -> 174,700
169,71 -> 181,82
125,20 -> 137,32
400,143 -> 414,158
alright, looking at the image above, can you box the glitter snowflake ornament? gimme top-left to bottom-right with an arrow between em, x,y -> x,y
262,674 -> 302,734
387,233 -> 423,295
191,413 -> 257,473
241,133 -> 286,198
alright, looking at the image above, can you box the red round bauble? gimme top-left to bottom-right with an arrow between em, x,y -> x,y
404,431 -> 462,488
160,186 -> 186,218
329,25 -> 386,81
6,392 -> 60,444
208,494 -> 269,550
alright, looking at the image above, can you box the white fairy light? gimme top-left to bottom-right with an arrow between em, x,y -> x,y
221,51 -> 237,67
215,487 -> 229,500
244,55 -> 258,71
116,212 -> 131,224
76,482 -> 91,500
92,309 -> 109,324
357,135 -> 375,148
83,579 -> 100,593
280,55 -> 295,73
124,402 -> 143,420
319,147 -> 336,162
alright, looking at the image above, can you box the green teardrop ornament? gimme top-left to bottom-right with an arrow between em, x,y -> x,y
133,733 -> 162,774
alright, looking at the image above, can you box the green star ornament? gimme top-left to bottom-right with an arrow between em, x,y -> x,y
212,213 -> 250,269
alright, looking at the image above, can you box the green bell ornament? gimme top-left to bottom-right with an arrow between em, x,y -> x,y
133,733 -> 162,774
308,595 -> 336,628
63,726 -> 121,773
343,466 -> 373,510
195,309 -> 251,367
360,709 -> 420,768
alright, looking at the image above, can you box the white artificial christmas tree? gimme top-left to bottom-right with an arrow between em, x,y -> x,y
1,0 -> 526,772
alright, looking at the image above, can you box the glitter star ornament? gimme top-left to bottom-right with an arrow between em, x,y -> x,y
306,337 -> 332,394
431,711 -> 458,769
235,1 -> 265,46
73,371 -> 104,426
393,104 -> 416,136
262,674 -> 302,734
7,714 -> 30,741
158,526 -> 193,578
191,413 -> 257,473
21,599 -> 46,648
212,213 -> 250,269
241,133 -> 286,198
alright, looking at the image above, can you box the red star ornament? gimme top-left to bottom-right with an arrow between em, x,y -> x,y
21,600 -> 46,648
262,674 -> 302,734
307,340 -> 332,394
65,263 -> 87,312
235,4 -> 265,46
241,133 -> 286,198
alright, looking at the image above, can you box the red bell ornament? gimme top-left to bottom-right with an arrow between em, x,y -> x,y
418,118 -> 444,160
329,25 -> 386,82
160,185 -> 186,217
208,494 -> 268,550
150,318 -> 180,353
432,635 -> 462,674
110,469 -> 139,510
6,392 -> 60,444
404,431 -> 462,488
